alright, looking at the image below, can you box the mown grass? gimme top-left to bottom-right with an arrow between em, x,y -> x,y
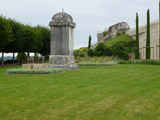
0,65 -> 160,120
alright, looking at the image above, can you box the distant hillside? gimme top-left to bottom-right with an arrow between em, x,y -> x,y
103,34 -> 135,47
103,34 -> 135,53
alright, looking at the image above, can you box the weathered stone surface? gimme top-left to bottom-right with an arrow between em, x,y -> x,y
49,12 -> 79,70
108,22 -> 130,34
49,55 -> 75,65
95,20 -> 159,60
22,64 -> 49,69
126,20 -> 159,60
49,12 -> 76,28
22,64 -> 32,69
97,22 -> 130,43
49,55 -> 79,70
50,27 -> 74,55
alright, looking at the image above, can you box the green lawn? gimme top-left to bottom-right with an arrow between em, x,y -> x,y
0,65 -> 160,120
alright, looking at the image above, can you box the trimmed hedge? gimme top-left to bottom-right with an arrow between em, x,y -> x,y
118,60 -> 160,65
77,61 -> 118,66
6,68 -> 64,74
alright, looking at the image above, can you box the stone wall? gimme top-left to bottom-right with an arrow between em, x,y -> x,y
126,20 -> 159,60
22,64 -> 49,69
95,20 -> 159,60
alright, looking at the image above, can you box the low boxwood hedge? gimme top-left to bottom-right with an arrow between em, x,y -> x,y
77,61 -> 118,66
118,60 -> 160,65
6,68 -> 64,75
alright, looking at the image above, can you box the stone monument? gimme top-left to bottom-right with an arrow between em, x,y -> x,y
49,11 -> 79,70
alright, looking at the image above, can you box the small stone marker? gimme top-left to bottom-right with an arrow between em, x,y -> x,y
49,12 -> 79,70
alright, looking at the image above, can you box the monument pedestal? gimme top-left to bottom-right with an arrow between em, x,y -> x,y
49,55 -> 79,70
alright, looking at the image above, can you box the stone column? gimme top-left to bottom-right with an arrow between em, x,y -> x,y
49,12 -> 79,70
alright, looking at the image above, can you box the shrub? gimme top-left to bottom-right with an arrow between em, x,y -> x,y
87,49 -> 94,57
103,47 -> 112,56
103,31 -> 107,36
78,61 -> 118,66
75,56 -> 116,63
95,43 -> 106,56
6,68 -> 64,74
103,28 -> 108,36
116,32 -> 122,36
112,43 -> 129,60
118,60 -> 160,65
74,48 -> 87,58
17,52 -> 27,62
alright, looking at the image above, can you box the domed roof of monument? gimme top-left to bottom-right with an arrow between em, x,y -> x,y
52,12 -> 73,23
49,12 -> 76,28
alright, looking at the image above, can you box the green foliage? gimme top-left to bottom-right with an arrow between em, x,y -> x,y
159,0 -> 160,59
103,31 -> 107,36
0,15 -> 50,56
112,43 -> 129,60
119,60 -> 160,65
95,43 -> 112,57
88,35 -> 92,49
146,9 -> 150,59
103,46 -> 112,56
87,49 -> 94,57
116,32 -> 122,36
135,13 -> 139,59
75,56 -> 116,63
103,28 -> 107,36
95,43 -> 106,56
39,26 -> 50,56
0,16 -> 13,51
103,34 -> 135,52
77,61 -> 118,66
6,68 -> 64,74
16,52 -> 27,62
74,48 -> 87,58
90,34 -> 134,60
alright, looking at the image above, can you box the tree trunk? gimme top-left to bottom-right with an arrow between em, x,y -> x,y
38,53 -> 39,63
27,52 -> 30,64
34,52 -> 37,63
2,52 -> 4,67
17,52 -> 19,65
13,52 -> 15,63
159,1 -> 160,60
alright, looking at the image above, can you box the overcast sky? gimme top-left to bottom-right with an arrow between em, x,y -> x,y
0,0 -> 159,50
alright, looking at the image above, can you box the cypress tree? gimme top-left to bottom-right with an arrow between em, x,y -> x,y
135,13 -> 139,59
88,35 -> 92,49
159,0 -> 160,59
146,9 -> 150,59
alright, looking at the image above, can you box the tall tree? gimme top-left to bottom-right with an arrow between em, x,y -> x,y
39,27 -> 50,56
146,9 -> 150,59
4,19 -> 24,62
0,16 -> 13,66
159,0 -> 160,60
135,13 -> 139,59
88,35 -> 92,49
